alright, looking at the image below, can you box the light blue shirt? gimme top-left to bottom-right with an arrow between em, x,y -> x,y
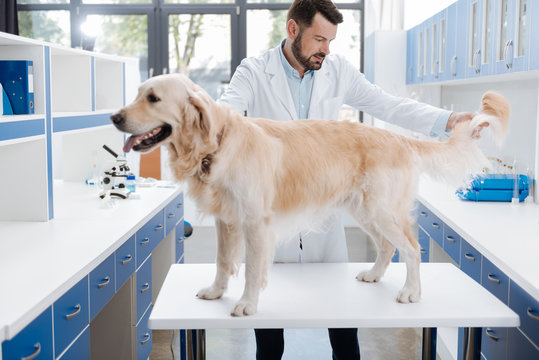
279,41 -> 314,119
279,40 -> 452,135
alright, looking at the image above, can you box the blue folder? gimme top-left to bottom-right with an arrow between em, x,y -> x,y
1,83 -> 14,115
0,60 -> 35,115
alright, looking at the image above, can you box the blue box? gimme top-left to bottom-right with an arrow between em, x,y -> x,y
0,60 -> 35,114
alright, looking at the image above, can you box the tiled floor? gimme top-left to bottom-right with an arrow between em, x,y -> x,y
150,227 -> 427,360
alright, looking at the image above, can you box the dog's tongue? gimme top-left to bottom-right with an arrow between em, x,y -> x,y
123,134 -> 145,153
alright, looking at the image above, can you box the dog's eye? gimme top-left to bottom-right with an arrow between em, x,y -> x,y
147,94 -> 161,103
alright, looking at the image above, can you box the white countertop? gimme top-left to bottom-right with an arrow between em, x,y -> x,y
417,176 -> 539,300
149,263 -> 519,330
0,180 -> 182,343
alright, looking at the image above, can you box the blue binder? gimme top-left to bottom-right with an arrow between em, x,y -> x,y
0,60 -> 35,115
0,83 -> 14,115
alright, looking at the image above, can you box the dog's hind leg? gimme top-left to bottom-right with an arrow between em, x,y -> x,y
197,218 -> 243,300
230,220 -> 275,316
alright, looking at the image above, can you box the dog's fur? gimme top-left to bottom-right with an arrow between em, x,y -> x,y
112,74 -> 510,316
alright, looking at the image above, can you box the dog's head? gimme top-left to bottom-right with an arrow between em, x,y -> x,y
111,73 -> 218,155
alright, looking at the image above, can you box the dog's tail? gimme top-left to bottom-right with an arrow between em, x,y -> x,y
417,91 -> 510,185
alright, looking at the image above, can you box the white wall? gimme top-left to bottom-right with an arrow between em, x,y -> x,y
403,0 -> 457,29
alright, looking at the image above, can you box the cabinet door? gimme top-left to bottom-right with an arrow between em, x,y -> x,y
495,0 -> 529,73
417,23 -> 426,83
529,0 -> 539,69
424,17 -> 435,82
481,327 -> 508,360
418,226 -> 430,263
406,27 -> 416,84
467,0 -> 495,76
460,240 -> 482,283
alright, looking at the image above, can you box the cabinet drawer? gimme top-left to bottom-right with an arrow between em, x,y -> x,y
90,253 -> 116,321
165,193 -> 184,235
443,226 -> 461,264
136,255 -> 152,323
1,307 -> 53,360
136,305 -> 153,360
507,327 -> 539,359
53,276 -> 89,357
176,221 -> 184,263
418,226 -> 430,263
460,240 -> 481,283
136,210 -> 164,267
482,257 -> 509,304
57,326 -> 90,360
481,327 -> 508,360
116,235 -> 136,292
509,280 -> 539,346
417,203 -> 443,246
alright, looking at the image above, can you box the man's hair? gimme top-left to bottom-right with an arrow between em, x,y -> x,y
287,0 -> 344,27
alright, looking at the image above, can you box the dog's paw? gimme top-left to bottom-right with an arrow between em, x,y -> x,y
396,286 -> 421,303
356,270 -> 382,283
230,300 -> 257,317
196,285 -> 225,300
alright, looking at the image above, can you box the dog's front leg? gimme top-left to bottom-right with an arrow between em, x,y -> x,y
197,219 -> 243,300
231,221 -> 275,316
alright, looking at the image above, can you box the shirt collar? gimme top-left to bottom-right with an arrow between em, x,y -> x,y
279,39 -> 313,80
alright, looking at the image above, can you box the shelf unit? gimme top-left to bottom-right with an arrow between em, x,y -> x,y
0,31 -> 140,221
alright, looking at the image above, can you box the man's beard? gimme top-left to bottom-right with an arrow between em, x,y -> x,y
291,31 -> 326,71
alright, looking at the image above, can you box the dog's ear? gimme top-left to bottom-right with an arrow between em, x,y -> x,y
188,90 -> 213,137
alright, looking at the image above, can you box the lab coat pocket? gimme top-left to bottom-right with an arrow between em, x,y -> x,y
318,96 -> 343,120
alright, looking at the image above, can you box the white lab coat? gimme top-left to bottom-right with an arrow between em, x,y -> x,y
218,44 -> 447,263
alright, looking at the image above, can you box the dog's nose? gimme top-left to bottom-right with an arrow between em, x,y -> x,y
111,112 -> 125,125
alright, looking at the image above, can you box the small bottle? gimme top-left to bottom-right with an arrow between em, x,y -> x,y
126,175 -> 136,193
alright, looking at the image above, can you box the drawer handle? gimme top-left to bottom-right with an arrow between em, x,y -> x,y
464,253 -> 475,262
141,333 -> 151,345
154,224 -> 163,231
527,307 -> 539,321
485,328 -> 499,342
65,304 -> 81,320
177,202 -> 182,208
122,255 -> 133,265
21,343 -> 41,360
446,235 -> 456,243
420,211 -> 427,217
487,273 -> 500,285
98,276 -> 110,289
168,213 -> 175,219
141,237 -> 150,245
432,223 -> 440,229
420,249 -> 427,255
141,282 -> 150,293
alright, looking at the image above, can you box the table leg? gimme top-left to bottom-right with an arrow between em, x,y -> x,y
422,327 -> 437,360
186,329 -> 206,360
461,327 -> 482,360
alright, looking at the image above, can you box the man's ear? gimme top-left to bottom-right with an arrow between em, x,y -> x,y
287,19 -> 299,40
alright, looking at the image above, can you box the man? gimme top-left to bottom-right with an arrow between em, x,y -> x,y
218,1 -> 474,359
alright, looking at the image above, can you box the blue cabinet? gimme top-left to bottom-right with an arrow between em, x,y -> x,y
529,0 -> 539,69
509,280 -> 539,346
90,253 -> 116,321
1,307 -> 53,360
53,276 -> 89,357
494,0 -> 529,74
443,226 -> 461,264
460,240 -> 482,283
116,235 -> 136,292
466,0 -> 496,77
58,327 -> 90,360
417,203 -> 443,247
136,210 -> 164,267
165,193 -> 184,235
176,221 -> 185,263
418,226 -> 430,263
136,305 -> 153,360
136,255 -> 152,323
481,327 -> 508,360
507,327 -> 538,359
482,257 -> 509,304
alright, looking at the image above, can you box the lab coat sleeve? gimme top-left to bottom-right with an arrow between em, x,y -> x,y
217,59 -> 255,116
339,57 -> 450,136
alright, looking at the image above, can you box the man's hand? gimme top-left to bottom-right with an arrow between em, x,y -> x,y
446,111 -> 488,139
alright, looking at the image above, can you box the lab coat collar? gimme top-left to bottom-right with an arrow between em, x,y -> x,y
267,45 -> 297,120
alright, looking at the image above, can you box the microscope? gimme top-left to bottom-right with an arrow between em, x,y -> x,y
99,145 -> 132,199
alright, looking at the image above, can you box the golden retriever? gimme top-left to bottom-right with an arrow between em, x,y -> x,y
111,74 -> 509,316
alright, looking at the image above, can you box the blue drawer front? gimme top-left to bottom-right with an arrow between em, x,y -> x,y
136,255 -> 152,322
391,249 -> 399,263
2,307 -> 53,360
58,326 -> 90,360
136,210 -> 164,266
90,253 -> 116,321
176,221 -> 184,263
136,305 -> 153,360
460,240 -> 481,283
509,280 -> 539,346
418,226 -> 430,263
165,193 -> 184,235
417,203 -> 443,247
481,327 -> 507,360
443,226 -> 460,264
482,258 -> 509,304
507,327 -> 539,359
53,276 -> 89,356
116,235 -> 136,292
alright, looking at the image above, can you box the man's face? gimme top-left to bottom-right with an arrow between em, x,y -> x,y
291,13 -> 338,71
